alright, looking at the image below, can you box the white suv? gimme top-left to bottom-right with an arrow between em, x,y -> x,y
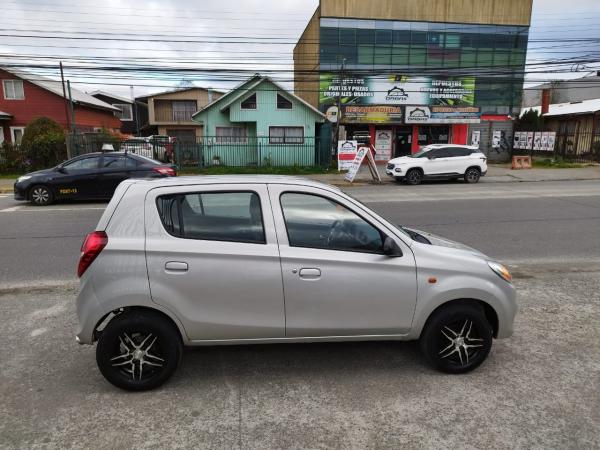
386,144 -> 488,185
75,176 -> 516,391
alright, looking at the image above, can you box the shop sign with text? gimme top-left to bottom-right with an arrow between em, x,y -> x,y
405,106 -> 481,124
320,74 -> 476,109
342,105 -> 403,124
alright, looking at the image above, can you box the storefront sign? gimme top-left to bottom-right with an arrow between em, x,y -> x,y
344,146 -> 381,183
342,105 -> 403,124
405,106 -> 481,124
374,130 -> 393,161
320,74 -> 476,109
337,140 -> 358,171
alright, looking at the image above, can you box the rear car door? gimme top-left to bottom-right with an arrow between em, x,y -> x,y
268,184 -> 417,337
447,147 -> 472,174
57,155 -> 102,199
144,184 -> 285,341
97,154 -> 130,197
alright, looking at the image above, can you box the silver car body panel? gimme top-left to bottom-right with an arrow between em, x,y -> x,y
75,175 -> 517,346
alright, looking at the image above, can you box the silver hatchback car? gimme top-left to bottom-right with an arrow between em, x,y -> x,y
76,176 -> 517,391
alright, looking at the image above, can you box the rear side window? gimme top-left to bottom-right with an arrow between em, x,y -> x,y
156,191 -> 265,244
448,147 -> 472,157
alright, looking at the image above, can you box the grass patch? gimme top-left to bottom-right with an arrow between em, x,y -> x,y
179,165 -> 332,176
0,173 -> 20,180
532,158 -> 590,169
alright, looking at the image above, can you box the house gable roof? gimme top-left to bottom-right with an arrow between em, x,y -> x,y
521,98 -> 600,117
89,90 -> 134,104
136,86 -> 226,101
1,67 -> 119,112
192,74 -> 325,120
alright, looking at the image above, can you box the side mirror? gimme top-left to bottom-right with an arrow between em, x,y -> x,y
383,236 -> 403,257
428,155 -> 436,160
57,166 -> 67,174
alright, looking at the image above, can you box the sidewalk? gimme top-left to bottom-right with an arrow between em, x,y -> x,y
1,165 -> 600,193
308,164 -> 600,187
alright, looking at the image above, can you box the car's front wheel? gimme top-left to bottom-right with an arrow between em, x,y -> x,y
29,185 -> 53,206
464,167 -> 481,184
405,169 -> 423,185
96,310 -> 182,391
420,303 -> 493,374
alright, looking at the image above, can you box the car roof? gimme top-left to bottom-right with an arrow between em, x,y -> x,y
423,144 -> 480,150
122,175 -> 340,191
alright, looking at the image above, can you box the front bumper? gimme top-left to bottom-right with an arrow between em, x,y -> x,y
13,184 -> 27,201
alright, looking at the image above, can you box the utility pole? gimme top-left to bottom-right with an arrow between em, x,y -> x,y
67,80 -> 76,134
333,58 -> 346,155
130,85 -> 139,136
60,62 -> 72,158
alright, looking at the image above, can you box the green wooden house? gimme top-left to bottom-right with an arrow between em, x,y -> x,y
192,74 -> 326,166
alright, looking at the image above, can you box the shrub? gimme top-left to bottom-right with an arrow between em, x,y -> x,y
20,117 -> 67,170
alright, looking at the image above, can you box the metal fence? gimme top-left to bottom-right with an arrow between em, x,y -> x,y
66,134 -> 332,169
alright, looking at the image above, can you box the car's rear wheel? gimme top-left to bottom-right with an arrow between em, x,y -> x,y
96,310 -> 182,391
405,169 -> 423,185
420,303 -> 492,374
29,185 -> 53,206
464,167 -> 481,184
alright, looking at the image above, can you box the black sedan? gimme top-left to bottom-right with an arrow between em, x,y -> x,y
14,152 -> 176,205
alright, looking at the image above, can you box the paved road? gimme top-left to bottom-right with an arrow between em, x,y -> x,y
1,179 -> 600,285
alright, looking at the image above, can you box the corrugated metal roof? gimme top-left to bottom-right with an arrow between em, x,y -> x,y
0,110 -> 12,118
1,67 -> 119,112
521,98 -> 600,117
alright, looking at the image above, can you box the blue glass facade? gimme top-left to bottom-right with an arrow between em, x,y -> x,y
319,18 -> 529,115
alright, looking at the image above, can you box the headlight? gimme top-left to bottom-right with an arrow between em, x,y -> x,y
488,261 -> 512,283
17,175 -> 32,183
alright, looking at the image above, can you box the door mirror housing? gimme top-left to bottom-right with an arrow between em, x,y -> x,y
383,236 -> 403,257
57,166 -> 67,174
428,154 -> 436,160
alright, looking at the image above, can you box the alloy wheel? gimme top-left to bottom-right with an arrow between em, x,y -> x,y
466,169 -> 480,183
110,332 -> 165,381
406,170 -> 422,185
438,319 -> 484,366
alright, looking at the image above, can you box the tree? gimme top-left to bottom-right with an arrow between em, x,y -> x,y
516,108 -> 545,131
20,117 -> 67,170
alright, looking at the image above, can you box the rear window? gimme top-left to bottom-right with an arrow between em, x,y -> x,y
156,191 -> 265,244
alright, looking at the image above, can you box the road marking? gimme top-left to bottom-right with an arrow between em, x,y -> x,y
0,206 -> 105,213
0,194 -> 10,198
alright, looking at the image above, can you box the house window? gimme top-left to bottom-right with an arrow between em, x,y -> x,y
276,93 -> 293,110
172,101 -> 197,121
113,103 -> 133,121
240,93 -> 257,110
2,80 -> 25,100
269,127 -> 304,144
216,127 -> 247,144
10,127 -> 26,144
0,127 -> 4,145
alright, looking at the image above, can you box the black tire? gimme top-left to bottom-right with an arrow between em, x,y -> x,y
420,303 -> 493,374
29,185 -> 53,206
464,167 -> 481,184
96,310 -> 182,391
405,169 -> 423,185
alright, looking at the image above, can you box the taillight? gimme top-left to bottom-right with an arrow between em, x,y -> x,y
77,231 -> 108,277
153,166 -> 176,176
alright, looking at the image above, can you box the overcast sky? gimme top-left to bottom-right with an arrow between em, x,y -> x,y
0,0 -> 599,98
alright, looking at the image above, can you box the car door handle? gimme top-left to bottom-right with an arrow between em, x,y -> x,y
299,268 -> 321,279
165,261 -> 188,272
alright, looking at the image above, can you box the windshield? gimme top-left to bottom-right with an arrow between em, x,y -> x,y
411,148 -> 433,158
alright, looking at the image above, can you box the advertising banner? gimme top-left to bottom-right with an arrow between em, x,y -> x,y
541,132 -> 550,151
471,130 -> 481,148
533,133 -> 542,151
344,146 -> 381,183
492,130 -> 502,148
374,130 -> 393,161
405,106 -> 481,124
320,74 -> 476,109
513,132 -> 521,150
526,132 -> 534,150
337,140 -> 358,171
342,105 -> 403,124
547,132 -> 556,152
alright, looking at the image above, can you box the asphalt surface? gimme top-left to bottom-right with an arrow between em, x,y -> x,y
0,179 -> 599,449
1,179 -> 600,285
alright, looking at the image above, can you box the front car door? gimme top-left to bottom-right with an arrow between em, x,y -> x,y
144,184 -> 285,341
424,147 -> 453,175
56,155 -> 101,199
268,184 -> 417,337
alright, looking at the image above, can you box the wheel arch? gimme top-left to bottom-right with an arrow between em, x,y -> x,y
93,305 -> 188,344
465,165 -> 482,174
418,298 -> 499,339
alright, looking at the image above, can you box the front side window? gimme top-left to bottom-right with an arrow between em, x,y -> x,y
3,80 -> 24,100
157,191 -> 265,244
63,157 -> 100,170
216,127 -> 247,144
113,104 -> 133,121
280,193 -> 384,254
269,127 -> 304,144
